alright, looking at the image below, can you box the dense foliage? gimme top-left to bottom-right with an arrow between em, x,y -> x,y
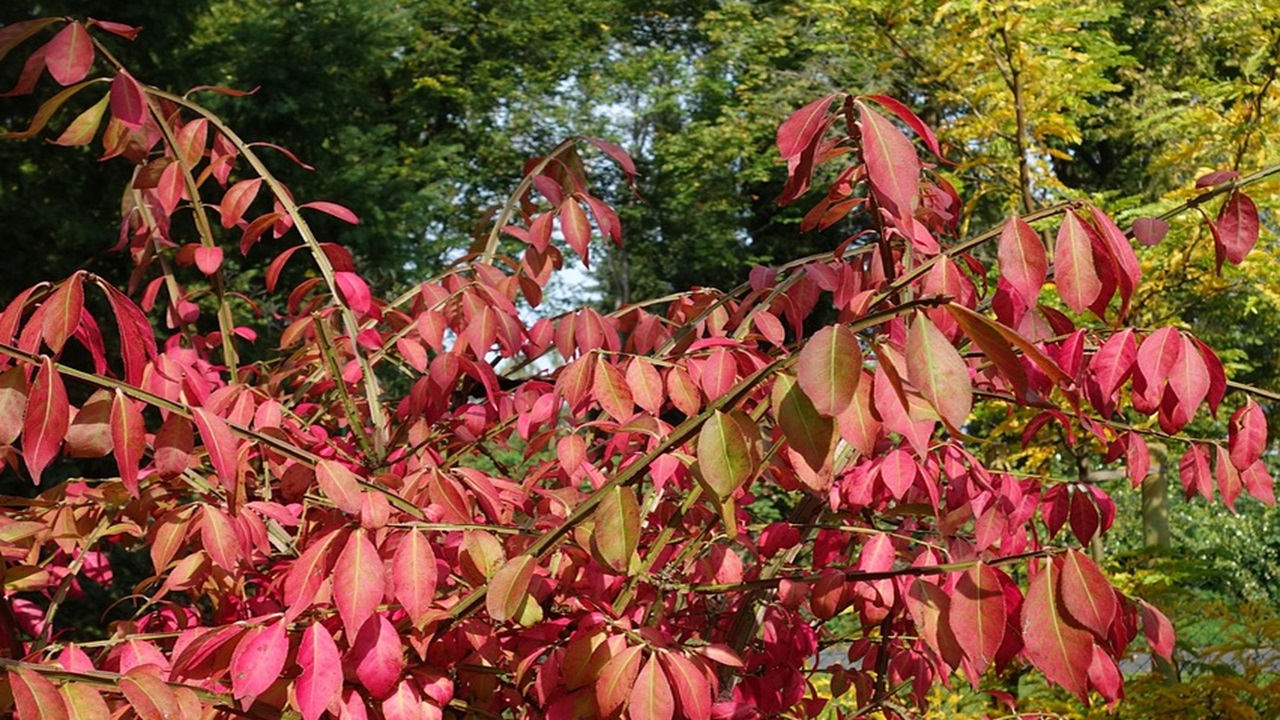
0,11 -> 1276,720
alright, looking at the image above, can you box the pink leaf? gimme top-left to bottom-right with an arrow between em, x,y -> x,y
297,622 -> 343,720
220,178 -> 262,229
334,271 -> 372,316
301,200 -> 360,224
630,654 -> 676,720
857,100 -> 921,217
660,653 -> 712,720
1055,210 -> 1101,314
949,564 -> 1006,675
777,95 -> 835,160
109,390 -> 145,496
194,246 -> 223,276
997,216 -> 1047,305
231,620 -> 289,702
334,528 -> 385,639
796,325 -> 861,417
192,408 -> 239,493
45,23 -> 94,86
41,272 -> 84,354
351,613 -> 405,698
1022,558 -> 1093,702
393,529 -> 439,630
1059,549 -> 1117,639
863,94 -> 944,160
1216,192 -> 1258,265
1131,217 -> 1169,246
1140,600 -> 1175,661
24,356 -> 69,485
1195,169 -> 1239,188
316,459 -> 364,514
906,313 -> 971,430
1229,398 -> 1267,470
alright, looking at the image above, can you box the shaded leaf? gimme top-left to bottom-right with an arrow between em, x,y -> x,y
592,486 -> 640,575
777,95 -> 835,160
487,555 -> 537,623
45,23 -> 94,86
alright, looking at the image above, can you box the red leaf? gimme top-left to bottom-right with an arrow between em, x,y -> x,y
596,645 -> 643,719
334,271 -> 372,316
1091,328 -> 1136,401
45,23 -> 94,86
1140,600 -> 1175,661
1242,460 -> 1275,506
1165,334 -> 1208,430
1179,444 -> 1213,502
119,668 -> 178,720
334,528 -> 385,639
154,413 -> 193,480
24,356 -> 70,485
1055,210 -> 1101,314
592,356 -> 634,422
284,529 -> 342,621
1060,549 -> 1117,639
777,95 -> 835,160
950,564 -> 1007,675
997,216 -> 1047,305
221,178 -> 262,229
857,100 -> 921,216
231,620 -> 289,701
393,529 -> 438,630
1230,398 -> 1267,470
487,555 -> 537,623
586,136 -> 638,184
301,200 -> 360,225
316,459 -> 364,514
630,654 -> 676,720
660,653 -> 712,720
109,71 -> 147,129
863,94 -> 944,160
560,199 -> 593,265
201,505 -> 242,573
1195,169 -> 1239,188
109,390 -> 145,496
1216,192 -> 1259,265
1215,446 -> 1243,512
626,359 -> 664,415
296,622 -> 343,720
87,18 -> 143,41
192,407 -> 239,493
1088,205 -> 1141,317
796,325 -> 861,417
10,667 -> 70,720
906,313 -> 971,430
1022,558 -> 1094,702
41,273 -> 85,354
100,282 -> 156,385
351,613 -> 405,698
194,246 -> 223,276
1131,217 -> 1169,247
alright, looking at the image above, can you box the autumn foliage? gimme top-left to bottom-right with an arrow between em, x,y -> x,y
0,15 -> 1275,720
